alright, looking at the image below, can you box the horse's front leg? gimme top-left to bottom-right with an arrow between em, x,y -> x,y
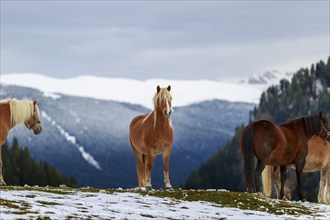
0,146 -> 6,186
163,146 -> 172,189
279,166 -> 287,199
318,169 -> 330,204
145,154 -> 155,190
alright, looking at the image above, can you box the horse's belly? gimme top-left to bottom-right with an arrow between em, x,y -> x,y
267,150 -> 294,166
303,155 -> 327,172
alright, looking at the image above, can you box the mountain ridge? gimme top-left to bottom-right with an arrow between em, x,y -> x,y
1,72 -> 292,109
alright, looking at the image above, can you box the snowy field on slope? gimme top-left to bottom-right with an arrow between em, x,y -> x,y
0,187 -> 329,220
2,73 -> 264,109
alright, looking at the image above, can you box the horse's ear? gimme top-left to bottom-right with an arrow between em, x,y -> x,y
319,112 -> 328,122
33,99 -> 38,105
157,85 -> 161,94
167,85 -> 171,92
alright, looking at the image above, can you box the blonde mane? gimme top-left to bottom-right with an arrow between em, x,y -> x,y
1,99 -> 39,126
146,88 -> 173,128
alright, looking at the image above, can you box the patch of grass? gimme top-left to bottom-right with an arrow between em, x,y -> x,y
0,186 -> 73,195
138,189 -> 314,217
36,200 -> 61,206
37,216 -> 51,220
0,198 -> 21,209
25,194 -> 37,198
140,213 -> 156,218
0,198 -> 37,215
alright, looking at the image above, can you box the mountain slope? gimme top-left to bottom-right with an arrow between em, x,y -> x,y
1,84 -> 253,188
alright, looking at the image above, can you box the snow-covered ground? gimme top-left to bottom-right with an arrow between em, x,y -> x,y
0,187 -> 329,220
1,73 -> 291,109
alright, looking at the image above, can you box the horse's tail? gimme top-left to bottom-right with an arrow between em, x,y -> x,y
262,165 -> 273,197
240,125 -> 255,193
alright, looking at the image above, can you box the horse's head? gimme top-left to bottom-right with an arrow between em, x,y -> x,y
25,99 -> 42,135
154,85 -> 172,118
319,112 -> 330,142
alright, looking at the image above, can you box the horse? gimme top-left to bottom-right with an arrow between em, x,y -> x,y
262,135 -> 330,204
129,85 -> 174,189
240,112 -> 330,200
0,98 -> 42,186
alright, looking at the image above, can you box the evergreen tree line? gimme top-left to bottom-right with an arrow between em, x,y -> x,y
2,137 -> 76,187
185,57 -> 330,202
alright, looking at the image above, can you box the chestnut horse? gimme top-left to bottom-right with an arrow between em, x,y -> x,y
240,112 -> 330,200
0,99 -> 42,186
262,136 -> 330,204
129,85 -> 173,189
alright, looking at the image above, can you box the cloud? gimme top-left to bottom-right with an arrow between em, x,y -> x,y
1,1 -> 329,80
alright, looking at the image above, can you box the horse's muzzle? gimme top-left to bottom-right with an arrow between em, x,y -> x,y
33,126 -> 42,135
164,109 -> 172,118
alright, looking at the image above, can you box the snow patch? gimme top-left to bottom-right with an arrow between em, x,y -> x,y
43,91 -> 61,100
41,111 -> 102,170
0,189 -> 329,220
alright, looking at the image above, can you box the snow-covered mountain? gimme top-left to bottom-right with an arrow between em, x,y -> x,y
1,73 -> 264,109
239,70 -> 293,88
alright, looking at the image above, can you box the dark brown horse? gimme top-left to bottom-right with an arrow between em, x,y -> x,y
262,136 -> 330,204
240,112 -> 330,200
129,85 -> 174,189
0,99 -> 42,186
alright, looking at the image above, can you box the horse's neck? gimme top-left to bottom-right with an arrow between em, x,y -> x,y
304,116 -> 321,139
0,103 -> 12,143
153,110 -> 172,129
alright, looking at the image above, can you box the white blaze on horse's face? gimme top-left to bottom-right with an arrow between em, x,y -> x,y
156,85 -> 172,118
164,99 -> 172,118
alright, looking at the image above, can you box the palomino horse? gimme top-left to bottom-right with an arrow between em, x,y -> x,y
129,85 -> 173,189
240,112 -> 330,200
262,136 -> 330,204
0,99 -> 42,186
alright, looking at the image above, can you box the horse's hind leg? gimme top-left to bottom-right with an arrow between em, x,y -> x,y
255,159 -> 267,193
279,166 -> 288,200
133,149 -> 146,188
145,154 -> 155,189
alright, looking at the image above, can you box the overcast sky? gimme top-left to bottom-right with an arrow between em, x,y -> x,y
1,1 -> 329,81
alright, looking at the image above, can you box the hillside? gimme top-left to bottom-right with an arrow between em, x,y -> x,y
185,57 -> 330,202
1,186 -> 329,219
2,138 -> 76,187
0,84 -> 253,188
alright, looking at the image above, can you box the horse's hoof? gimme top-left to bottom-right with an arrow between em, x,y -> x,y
0,182 -> 7,186
138,187 -> 147,191
146,186 -> 152,190
165,187 -> 174,191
